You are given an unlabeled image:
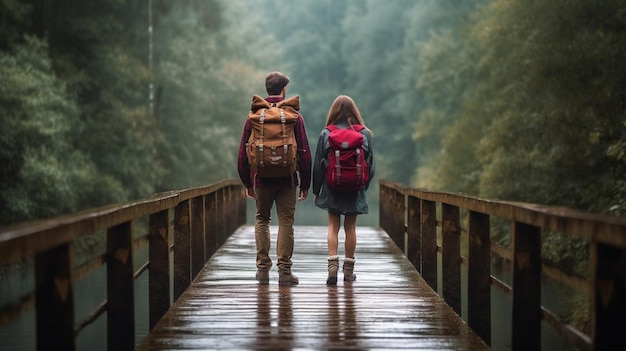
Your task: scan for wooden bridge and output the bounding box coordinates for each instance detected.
[136,225,487,350]
[1,179,625,350]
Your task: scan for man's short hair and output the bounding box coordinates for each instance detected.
[265,71,290,95]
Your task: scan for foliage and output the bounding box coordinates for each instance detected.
[246,0,483,186]
[0,36,119,225]
[0,0,274,225]
[0,0,32,49]
[417,0,626,216]
[2,0,624,233]
[244,0,349,141]
[2,1,622,344]
[567,293,591,335]
[413,1,626,328]
[413,27,485,192]
[542,232,589,277]
[153,0,273,191]
[42,0,163,201]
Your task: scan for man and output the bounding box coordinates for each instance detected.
[237,71,311,285]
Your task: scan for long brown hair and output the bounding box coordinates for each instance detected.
[324,95,373,135]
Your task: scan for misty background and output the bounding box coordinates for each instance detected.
[1,0,625,227]
[0,0,626,225]
[2,1,625,347]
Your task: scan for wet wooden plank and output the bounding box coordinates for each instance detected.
[137,226,489,350]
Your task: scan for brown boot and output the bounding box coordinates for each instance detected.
[278,267,299,286]
[326,255,339,285]
[343,257,356,282]
[256,269,269,284]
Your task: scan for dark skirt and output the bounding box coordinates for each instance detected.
[314,182,369,215]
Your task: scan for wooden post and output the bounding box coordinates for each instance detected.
[217,188,226,246]
[191,196,205,278]
[149,210,170,330]
[379,184,389,233]
[107,221,135,351]
[442,203,461,314]
[511,221,541,351]
[237,186,246,226]
[406,195,421,272]
[590,243,626,350]
[35,243,75,351]
[205,192,218,258]
[174,200,191,300]
[421,199,437,290]
[392,189,404,249]
[226,186,236,236]
[468,211,491,346]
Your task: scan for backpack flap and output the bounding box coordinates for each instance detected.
[325,125,369,192]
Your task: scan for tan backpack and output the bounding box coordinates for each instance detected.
[246,95,300,178]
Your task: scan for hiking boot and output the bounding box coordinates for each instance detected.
[256,269,269,284]
[343,257,357,282]
[278,268,299,286]
[327,255,339,285]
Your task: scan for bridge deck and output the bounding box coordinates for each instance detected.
[136,226,489,350]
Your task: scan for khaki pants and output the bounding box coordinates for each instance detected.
[254,186,296,271]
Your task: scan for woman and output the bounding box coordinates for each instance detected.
[312,95,375,285]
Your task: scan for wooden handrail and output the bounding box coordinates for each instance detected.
[0,180,246,351]
[379,179,626,351]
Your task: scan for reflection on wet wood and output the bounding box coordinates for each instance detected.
[136,226,489,350]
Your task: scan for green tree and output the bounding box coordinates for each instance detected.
[412,25,484,192]
[413,2,626,314]
[470,0,626,214]
[0,37,118,225]
[340,0,420,183]
[415,0,626,216]
[153,0,278,190]
[42,0,163,200]
[0,0,33,50]
[0,0,294,226]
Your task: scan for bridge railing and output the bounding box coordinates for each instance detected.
[379,180,625,351]
[0,180,246,351]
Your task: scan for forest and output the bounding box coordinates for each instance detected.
[1,0,625,227]
[1,0,625,342]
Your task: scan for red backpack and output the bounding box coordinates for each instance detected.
[325,124,369,192]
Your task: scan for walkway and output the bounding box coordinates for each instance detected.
[136,226,489,350]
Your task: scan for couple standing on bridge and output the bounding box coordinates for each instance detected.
[237,71,375,286]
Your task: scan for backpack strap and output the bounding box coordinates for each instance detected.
[258,109,266,168]
[324,125,339,182]
[280,109,288,159]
